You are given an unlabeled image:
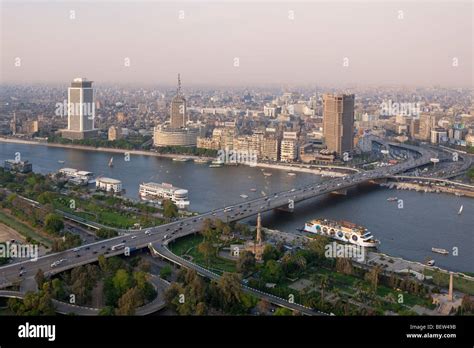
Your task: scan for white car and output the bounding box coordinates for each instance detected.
[131,235,137,239]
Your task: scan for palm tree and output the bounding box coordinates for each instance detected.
[319,275,329,307]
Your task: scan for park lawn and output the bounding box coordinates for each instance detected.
[169,234,236,273]
[53,196,156,228]
[376,285,432,308]
[424,269,474,296]
[0,210,52,247]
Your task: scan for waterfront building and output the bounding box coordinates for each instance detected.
[322,94,355,156]
[61,78,98,140]
[262,134,280,161]
[196,136,220,150]
[153,126,198,147]
[280,132,298,162]
[96,177,122,193]
[153,74,198,147]
[139,182,190,209]
[4,159,32,173]
[58,168,94,185]
[108,126,122,141]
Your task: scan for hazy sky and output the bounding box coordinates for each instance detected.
[1,1,472,87]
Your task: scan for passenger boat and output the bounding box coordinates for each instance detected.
[387,197,398,201]
[303,218,380,247]
[431,247,449,255]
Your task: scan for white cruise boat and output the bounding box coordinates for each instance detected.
[139,182,190,209]
[303,218,380,247]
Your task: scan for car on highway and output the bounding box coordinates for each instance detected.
[145,230,151,236]
[131,235,137,239]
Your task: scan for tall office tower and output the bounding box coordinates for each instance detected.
[322,94,355,156]
[62,78,98,140]
[418,113,436,141]
[170,74,186,129]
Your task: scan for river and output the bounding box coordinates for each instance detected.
[1,142,473,273]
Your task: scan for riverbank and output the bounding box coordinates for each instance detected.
[0,137,354,177]
[381,181,474,198]
[247,162,350,177]
[261,226,474,295]
[0,137,214,161]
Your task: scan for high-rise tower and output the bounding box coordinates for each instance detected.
[169,74,186,129]
[62,78,98,140]
[323,94,355,156]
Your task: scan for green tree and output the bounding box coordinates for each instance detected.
[274,307,293,316]
[44,213,64,234]
[262,244,281,263]
[215,272,243,312]
[116,286,144,315]
[198,240,215,263]
[236,251,256,276]
[113,269,132,296]
[320,275,329,307]
[160,265,172,280]
[163,200,178,219]
[261,260,283,283]
[35,269,45,288]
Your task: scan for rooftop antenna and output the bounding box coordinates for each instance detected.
[177,73,181,96]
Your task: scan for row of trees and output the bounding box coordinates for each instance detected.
[100,256,156,315]
[164,269,256,315]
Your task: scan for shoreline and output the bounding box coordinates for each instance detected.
[381,181,474,198]
[0,137,214,161]
[262,226,473,280]
[0,137,354,176]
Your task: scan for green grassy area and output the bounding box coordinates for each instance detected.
[169,234,236,274]
[424,269,474,295]
[0,210,52,247]
[53,196,162,229]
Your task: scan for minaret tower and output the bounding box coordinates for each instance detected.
[256,213,262,245]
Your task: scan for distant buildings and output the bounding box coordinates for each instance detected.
[108,126,122,141]
[153,74,198,147]
[4,159,32,173]
[261,134,280,161]
[9,112,39,136]
[170,74,186,129]
[323,94,355,156]
[280,132,298,162]
[61,78,98,140]
[430,128,448,144]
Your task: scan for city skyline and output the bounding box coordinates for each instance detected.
[1,1,472,87]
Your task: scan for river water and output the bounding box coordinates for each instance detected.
[1,142,473,273]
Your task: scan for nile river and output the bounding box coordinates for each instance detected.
[1,142,473,273]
